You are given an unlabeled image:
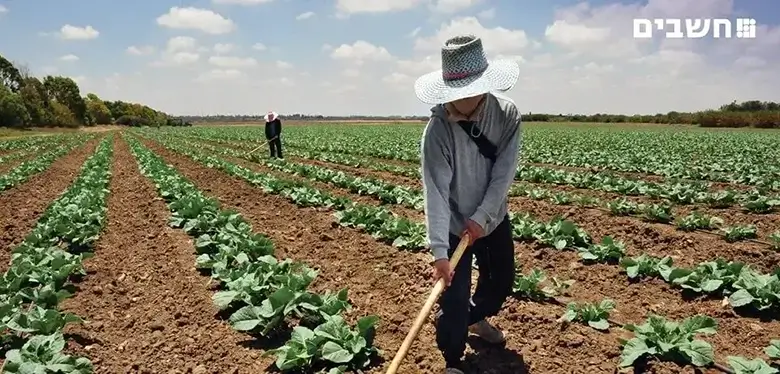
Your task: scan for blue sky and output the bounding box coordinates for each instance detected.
[0,0,778,116]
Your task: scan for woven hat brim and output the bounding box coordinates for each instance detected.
[414,59,519,105]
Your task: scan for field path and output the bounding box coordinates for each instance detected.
[137,138,468,373]
[0,137,102,269]
[61,135,269,374]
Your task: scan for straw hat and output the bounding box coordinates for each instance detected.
[414,35,519,104]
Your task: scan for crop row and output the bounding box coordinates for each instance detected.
[139,131,780,373]
[276,125,780,190]
[167,125,780,191]
[283,137,780,209]
[509,272,780,373]
[142,131,780,315]
[174,130,780,212]
[0,136,112,372]
[125,134,381,373]
[0,135,73,152]
[0,142,58,168]
[0,135,93,192]
[177,136,780,249]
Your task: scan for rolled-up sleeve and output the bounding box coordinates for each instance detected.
[421,118,453,261]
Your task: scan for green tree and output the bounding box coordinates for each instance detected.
[18,77,53,125]
[43,75,87,124]
[0,55,23,93]
[0,85,31,127]
[85,93,112,125]
[49,101,79,127]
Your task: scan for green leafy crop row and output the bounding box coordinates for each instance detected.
[0,135,92,192]
[125,135,381,373]
[138,132,428,250]
[0,136,113,373]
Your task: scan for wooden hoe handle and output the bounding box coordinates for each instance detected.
[385,234,471,374]
[245,136,278,156]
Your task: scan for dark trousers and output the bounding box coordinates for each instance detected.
[268,137,282,158]
[436,215,515,367]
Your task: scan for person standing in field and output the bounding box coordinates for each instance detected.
[264,111,283,159]
[415,34,521,374]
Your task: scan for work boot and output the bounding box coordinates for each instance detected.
[469,319,506,344]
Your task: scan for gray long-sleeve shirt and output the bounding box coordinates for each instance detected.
[420,92,522,261]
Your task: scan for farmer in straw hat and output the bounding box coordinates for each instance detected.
[417,34,521,374]
[264,110,283,159]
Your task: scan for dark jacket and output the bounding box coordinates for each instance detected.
[265,118,281,139]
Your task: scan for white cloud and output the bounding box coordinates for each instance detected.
[213,43,236,54]
[414,17,530,54]
[276,60,293,69]
[477,8,495,20]
[335,0,425,15]
[252,43,267,51]
[408,27,421,38]
[156,7,236,35]
[430,0,481,13]
[0,5,7,13]
[545,20,610,47]
[59,54,79,62]
[296,11,315,20]
[342,68,360,77]
[167,36,198,52]
[208,55,258,68]
[57,25,99,40]
[330,41,393,63]
[212,0,273,4]
[126,45,155,56]
[151,36,202,67]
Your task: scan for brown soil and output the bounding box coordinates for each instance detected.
[203,151,424,222]
[218,149,778,272]
[0,138,102,270]
[290,156,422,189]
[136,137,775,374]
[61,135,270,373]
[506,199,779,272]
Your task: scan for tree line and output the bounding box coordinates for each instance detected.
[184,101,780,128]
[0,54,190,128]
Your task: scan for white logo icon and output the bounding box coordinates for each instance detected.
[735,18,756,38]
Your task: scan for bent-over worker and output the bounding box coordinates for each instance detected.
[415,34,522,374]
[265,111,283,159]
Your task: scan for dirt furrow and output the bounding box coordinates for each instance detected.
[237,154,421,221]
[243,153,778,272]
[139,138,778,374]
[0,138,102,269]
[61,135,270,374]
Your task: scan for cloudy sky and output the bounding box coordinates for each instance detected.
[0,0,778,116]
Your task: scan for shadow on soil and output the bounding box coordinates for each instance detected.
[237,324,294,351]
[464,337,529,374]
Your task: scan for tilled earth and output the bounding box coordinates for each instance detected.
[0,138,102,271]
[136,136,772,374]
[4,133,774,374]
[61,136,270,373]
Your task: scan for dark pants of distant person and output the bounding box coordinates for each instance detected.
[268,137,283,158]
[436,215,515,367]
